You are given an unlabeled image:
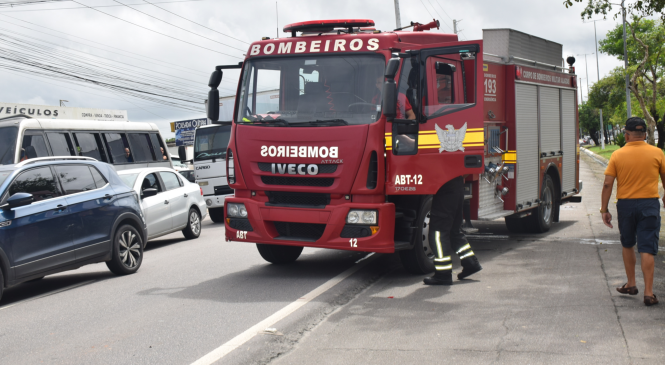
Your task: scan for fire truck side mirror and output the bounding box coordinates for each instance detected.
[207,88,220,122]
[382,80,397,120]
[385,58,400,79]
[208,69,223,88]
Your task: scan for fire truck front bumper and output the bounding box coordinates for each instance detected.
[224,197,396,253]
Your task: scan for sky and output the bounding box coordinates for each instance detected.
[0,0,631,138]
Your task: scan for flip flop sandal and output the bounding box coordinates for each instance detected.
[644,294,658,306]
[616,283,638,295]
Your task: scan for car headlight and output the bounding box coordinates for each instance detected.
[227,203,247,218]
[346,209,377,225]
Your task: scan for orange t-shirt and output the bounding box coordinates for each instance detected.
[604,141,665,199]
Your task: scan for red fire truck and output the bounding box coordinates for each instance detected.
[205,19,582,274]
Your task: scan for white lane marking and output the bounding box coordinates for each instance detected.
[0,280,95,311]
[190,254,377,365]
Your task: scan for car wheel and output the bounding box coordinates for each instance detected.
[256,244,303,264]
[0,268,3,303]
[209,207,224,223]
[182,208,202,239]
[398,196,436,275]
[106,224,143,275]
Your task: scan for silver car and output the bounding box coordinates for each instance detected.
[118,168,207,243]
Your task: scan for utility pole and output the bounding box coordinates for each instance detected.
[593,21,605,149]
[577,53,593,96]
[394,0,401,29]
[580,78,585,104]
[453,19,462,34]
[621,0,631,117]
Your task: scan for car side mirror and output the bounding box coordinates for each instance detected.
[382,80,397,121]
[4,193,33,210]
[141,188,158,198]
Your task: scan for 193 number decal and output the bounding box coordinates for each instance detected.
[349,238,357,247]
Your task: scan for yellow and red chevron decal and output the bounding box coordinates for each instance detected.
[385,128,484,151]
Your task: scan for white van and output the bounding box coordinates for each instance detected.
[0,115,171,171]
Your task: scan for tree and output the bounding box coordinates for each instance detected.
[564,0,665,21]
[579,102,601,145]
[600,18,665,146]
[587,68,626,142]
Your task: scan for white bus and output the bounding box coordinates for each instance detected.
[0,115,171,171]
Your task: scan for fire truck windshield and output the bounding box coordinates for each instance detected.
[236,55,385,126]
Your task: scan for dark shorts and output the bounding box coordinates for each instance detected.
[616,198,660,255]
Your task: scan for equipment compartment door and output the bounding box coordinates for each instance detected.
[560,89,576,192]
[539,86,561,157]
[515,83,539,207]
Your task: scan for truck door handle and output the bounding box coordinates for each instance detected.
[104,194,113,200]
[55,204,66,212]
[164,200,169,204]
[184,193,188,197]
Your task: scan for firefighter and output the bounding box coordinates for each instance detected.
[424,176,483,285]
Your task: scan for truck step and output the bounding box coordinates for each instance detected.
[477,210,515,221]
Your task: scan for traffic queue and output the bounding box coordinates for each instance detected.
[0,115,211,302]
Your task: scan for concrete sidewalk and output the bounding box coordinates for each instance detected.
[270,156,665,365]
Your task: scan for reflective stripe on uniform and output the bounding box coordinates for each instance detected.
[456,243,471,254]
[435,231,443,259]
[459,251,475,259]
[434,256,451,263]
[435,264,452,271]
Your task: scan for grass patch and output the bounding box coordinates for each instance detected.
[585,144,621,160]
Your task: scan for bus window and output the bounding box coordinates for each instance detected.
[127,133,155,162]
[0,126,18,165]
[46,132,75,157]
[21,133,49,161]
[103,133,132,164]
[73,133,107,162]
[149,133,168,161]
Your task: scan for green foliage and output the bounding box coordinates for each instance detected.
[563,0,665,20]
[165,138,175,143]
[615,132,626,147]
[579,102,601,145]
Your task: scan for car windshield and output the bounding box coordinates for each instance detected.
[237,55,385,126]
[0,126,18,165]
[119,173,139,188]
[194,125,231,161]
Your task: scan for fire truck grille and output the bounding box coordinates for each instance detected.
[261,176,334,187]
[273,222,326,241]
[228,218,253,231]
[266,191,330,207]
[258,163,337,174]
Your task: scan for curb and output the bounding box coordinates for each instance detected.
[580,146,609,167]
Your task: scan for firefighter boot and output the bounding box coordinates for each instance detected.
[423,271,453,285]
[458,256,482,280]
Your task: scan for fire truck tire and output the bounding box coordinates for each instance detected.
[208,208,224,223]
[504,215,525,233]
[256,244,303,264]
[529,174,554,233]
[398,196,435,275]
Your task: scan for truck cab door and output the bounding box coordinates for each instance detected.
[387,42,485,195]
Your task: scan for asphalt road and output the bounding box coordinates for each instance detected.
[1,156,663,365]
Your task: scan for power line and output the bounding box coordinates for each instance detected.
[0,0,205,11]
[426,0,454,33]
[432,0,454,22]
[418,0,435,19]
[0,0,68,7]
[69,0,242,59]
[141,0,249,45]
[108,0,247,51]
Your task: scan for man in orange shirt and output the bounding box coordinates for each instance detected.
[601,117,664,306]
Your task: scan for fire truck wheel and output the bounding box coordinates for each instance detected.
[530,174,554,233]
[398,196,436,275]
[504,215,525,233]
[208,208,225,223]
[256,244,303,264]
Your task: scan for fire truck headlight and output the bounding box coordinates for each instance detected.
[347,210,378,225]
[228,203,247,218]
